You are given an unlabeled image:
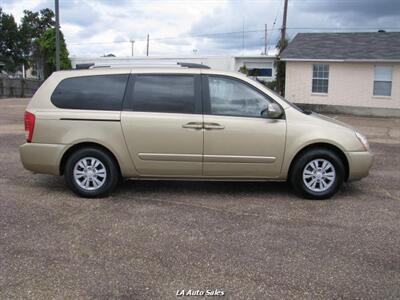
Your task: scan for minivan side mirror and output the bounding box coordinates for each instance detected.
[261,103,283,119]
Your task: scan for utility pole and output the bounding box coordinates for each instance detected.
[264,24,268,55]
[146,34,149,56]
[55,0,60,71]
[277,0,289,96]
[242,21,245,55]
[279,0,288,54]
[130,40,135,56]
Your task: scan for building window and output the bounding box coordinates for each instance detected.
[373,66,392,97]
[312,64,329,93]
[248,68,272,77]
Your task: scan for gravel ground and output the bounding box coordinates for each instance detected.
[1,98,399,299]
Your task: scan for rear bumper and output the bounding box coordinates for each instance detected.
[20,143,67,175]
[347,151,374,181]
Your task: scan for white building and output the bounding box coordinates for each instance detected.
[281,32,400,110]
[70,55,276,81]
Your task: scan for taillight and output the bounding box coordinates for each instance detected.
[24,111,35,142]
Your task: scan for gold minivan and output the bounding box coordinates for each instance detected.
[20,63,373,199]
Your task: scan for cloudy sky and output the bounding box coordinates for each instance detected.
[2,0,400,58]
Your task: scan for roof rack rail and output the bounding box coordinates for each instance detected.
[74,61,211,70]
[177,62,210,69]
[90,65,111,69]
[75,63,94,69]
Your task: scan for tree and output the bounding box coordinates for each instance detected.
[238,65,248,76]
[19,8,55,71]
[0,7,67,78]
[37,28,71,78]
[275,38,289,96]
[0,7,22,72]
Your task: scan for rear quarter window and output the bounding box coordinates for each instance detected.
[51,74,129,110]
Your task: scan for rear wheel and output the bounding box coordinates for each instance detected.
[64,147,119,198]
[290,148,345,199]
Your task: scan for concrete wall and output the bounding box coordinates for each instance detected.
[285,61,400,109]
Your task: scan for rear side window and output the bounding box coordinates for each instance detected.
[131,75,197,114]
[51,74,129,110]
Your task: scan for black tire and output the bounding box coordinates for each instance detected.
[64,147,119,198]
[290,148,345,200]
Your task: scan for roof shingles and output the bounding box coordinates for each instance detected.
[280,32,400,61]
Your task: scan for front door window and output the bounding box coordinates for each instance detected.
[208,76,271,118]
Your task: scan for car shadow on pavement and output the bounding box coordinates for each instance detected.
[31,174,364,201]
[113,179,298,203]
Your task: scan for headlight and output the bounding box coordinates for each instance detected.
[355,131,370,151]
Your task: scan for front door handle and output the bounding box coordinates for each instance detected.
[204,123,225,130]
[182,122,203,130]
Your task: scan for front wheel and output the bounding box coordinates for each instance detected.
[64,147,119,198]
[290,148,345,200]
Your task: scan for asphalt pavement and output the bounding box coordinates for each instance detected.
[1,98,399,299]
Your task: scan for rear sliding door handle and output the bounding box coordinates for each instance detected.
[182,122,203,130]
[204,123,225,130]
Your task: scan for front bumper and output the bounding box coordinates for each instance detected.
[20,143,67,175]
[347,151,374,181]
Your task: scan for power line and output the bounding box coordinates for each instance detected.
[67,27,400,46]
[68,30,267,45]
[268,0,282,49]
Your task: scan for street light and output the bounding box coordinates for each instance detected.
[130,40,135,57]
